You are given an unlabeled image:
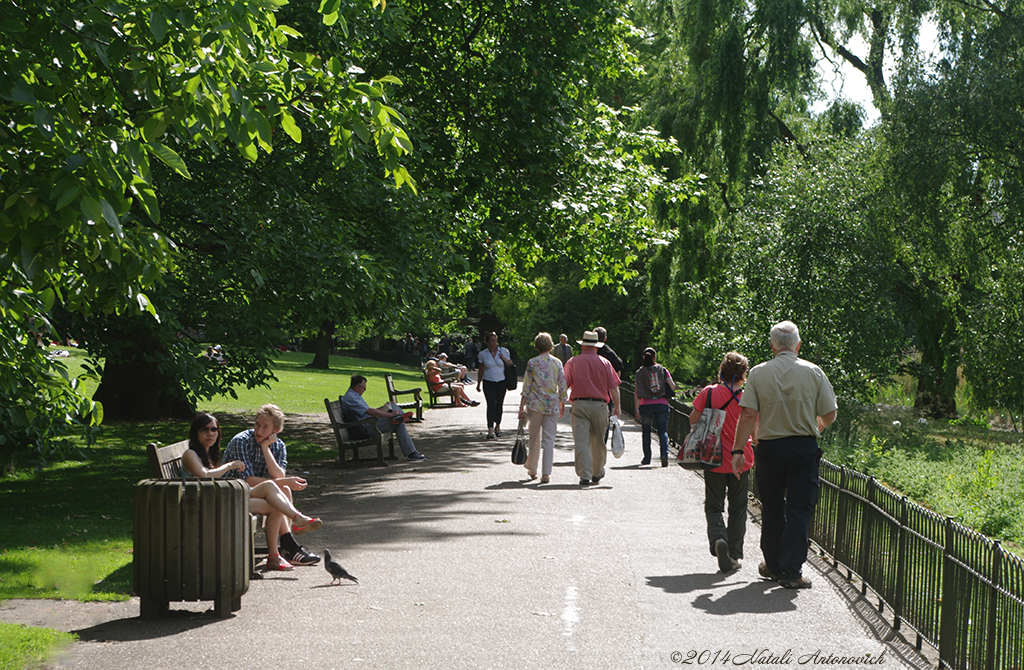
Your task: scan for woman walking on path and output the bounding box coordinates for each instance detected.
[689,352,756,573]
[518,332,567,483]
[632,347,677,468]
[477,331,514,439]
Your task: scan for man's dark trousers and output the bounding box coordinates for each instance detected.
[754,436,821,580]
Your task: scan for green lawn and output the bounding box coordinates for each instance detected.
[51,347,419,413]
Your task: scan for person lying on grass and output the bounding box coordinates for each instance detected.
[183,411,323,571]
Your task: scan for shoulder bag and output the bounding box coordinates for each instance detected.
[677,385,741,470]
[504,351,518,391]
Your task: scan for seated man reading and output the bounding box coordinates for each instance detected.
[342,375,428,461]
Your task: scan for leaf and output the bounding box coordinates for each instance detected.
[146,142,191,179]
[280,111,302,143]
[100,199,123,239]
[142,113,168,142]
[34,108,55,139]
[150,9,168,42]
[55,185,80,211]
[318,0,341,15]
[80,197,102,225]
[253,110,273,147]
[39,288,55,312]
[239,139,258,162]
[7,84,36,105]
[136,292,157,316]
[351,82,381,99]
[131,182,161,223]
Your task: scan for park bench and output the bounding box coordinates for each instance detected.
[385,373,423,422]
[324,397,397,467]
[135,440,254,618]
[422,366,458,407]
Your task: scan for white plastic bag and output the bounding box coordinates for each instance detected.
[610,416,624,458]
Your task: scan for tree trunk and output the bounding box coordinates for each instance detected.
[94,356,194,420]
[306,321,335,369]
[913,304,959,419]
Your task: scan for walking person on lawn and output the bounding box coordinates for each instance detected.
[732,321,837,589]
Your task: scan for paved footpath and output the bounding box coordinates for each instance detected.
[2,386,934,669]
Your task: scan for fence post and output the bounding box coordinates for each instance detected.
[939,517,955,665]
[834,467,849,569]
[986,541,1001,670]
[893,495,908,632]
[860,476,876,595]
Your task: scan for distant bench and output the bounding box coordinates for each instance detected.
[385,373,423,422]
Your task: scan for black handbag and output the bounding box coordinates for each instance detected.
[504,359,518,391]
[511,421,527,465]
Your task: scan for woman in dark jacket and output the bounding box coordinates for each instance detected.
[633,348,677,467]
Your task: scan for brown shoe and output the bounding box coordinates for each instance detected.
[779,576,812,589]
[758,562,779,581]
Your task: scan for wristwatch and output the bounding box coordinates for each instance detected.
[731,450,745,455]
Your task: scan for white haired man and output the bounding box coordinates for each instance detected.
[732,321,837,589]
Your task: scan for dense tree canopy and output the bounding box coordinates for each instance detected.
[635,0,1023,420]
[1,0,413,460]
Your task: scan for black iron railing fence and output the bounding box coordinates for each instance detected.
[619,381,1024,670]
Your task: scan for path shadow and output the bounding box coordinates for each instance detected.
[647,574,796,615]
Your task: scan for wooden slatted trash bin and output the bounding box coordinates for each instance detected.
[133,478,250,619]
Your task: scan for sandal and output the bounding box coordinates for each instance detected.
[291,516,323,536]
[267,553,294,571]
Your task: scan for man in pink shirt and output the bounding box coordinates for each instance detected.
[564,330,621,486]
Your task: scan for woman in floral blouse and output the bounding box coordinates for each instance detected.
[517,332,567,483]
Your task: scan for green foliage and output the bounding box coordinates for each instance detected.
[491,257,649,368]
[0,623,75,670]
[1,0,413,455]
[824,407,1024,545]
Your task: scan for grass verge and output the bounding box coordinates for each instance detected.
[0,623,76,670]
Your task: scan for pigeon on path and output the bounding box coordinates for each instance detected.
[324,548,358,585]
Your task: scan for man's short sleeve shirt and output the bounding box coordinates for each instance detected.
[342,388,372,421]
[740,350,838,440]
[221,428,287,479]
